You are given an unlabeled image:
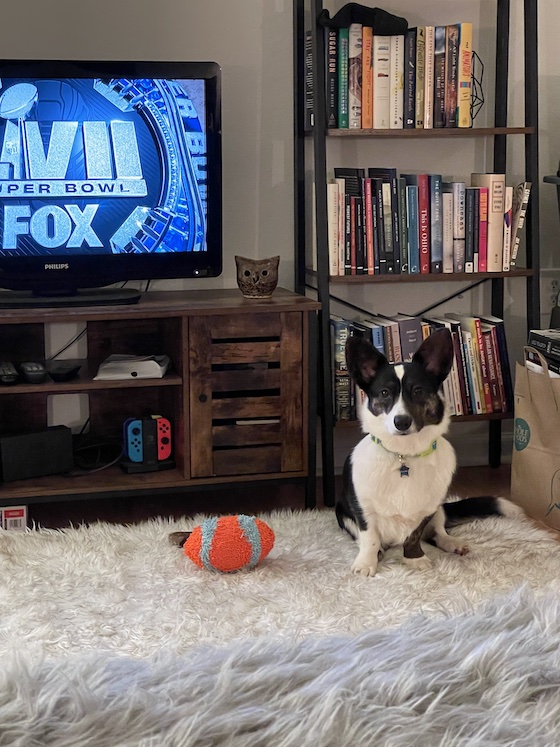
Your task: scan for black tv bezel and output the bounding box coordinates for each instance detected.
[0,59,223,295]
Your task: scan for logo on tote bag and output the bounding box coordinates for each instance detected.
[514,418,530,451]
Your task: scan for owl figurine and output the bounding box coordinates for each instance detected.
[235,255,280,298]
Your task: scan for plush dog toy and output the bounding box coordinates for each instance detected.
[170,515,275,573]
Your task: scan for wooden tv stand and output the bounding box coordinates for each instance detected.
[0,288,320,509]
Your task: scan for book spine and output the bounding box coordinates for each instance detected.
[390,35,405,129]
[510,182,532,266]
[473,317,493,413]
[418,174,430,273]
[361,26,374,129]
[442,187,454,273]
[483,329,502,412]
[305,31,314,131]
[344,194,351,274]
[364,178,374,274]
[335,178,346,276]
[406,185,420,273]
[325,28,338,128]
[429,174,443,273]
[444,24,459,127]
[373,36,391,129]
[477,187,488,272]
[350,196,357,274]
[433,26,446,128]
[337,28,350,129]
[398,178,408,273]
[456,23,473,128]
[355,196,365,274]
[327,182,339,275]
[404,28,417,129]
[372,178,387,274]
[527,331,560,362]
[502,185,513,271]
[381,182,394,273]
[348,24,363,129]
[452,181,466,272]
[472,186,480,272]
[423,26,435,129]
[464,187,476,273]
[415,27,426,128]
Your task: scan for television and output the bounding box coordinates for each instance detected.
[0,59,222,307]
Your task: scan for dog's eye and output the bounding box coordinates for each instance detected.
[412,385,423,397]
[380,388,390,398]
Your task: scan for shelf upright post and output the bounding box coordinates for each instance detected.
[488,0,510,468]
[310,0,336,506]
[294,0,307,296]
[524,0,540,331]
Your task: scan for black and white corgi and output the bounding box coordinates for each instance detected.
[336,328,521,577]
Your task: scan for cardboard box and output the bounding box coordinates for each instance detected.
[0,505,28,531]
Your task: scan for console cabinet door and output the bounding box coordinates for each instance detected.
[189,312,305,478]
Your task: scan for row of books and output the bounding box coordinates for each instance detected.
[328,167,531,276]
[331,312,513,422]
[321,21,473,130]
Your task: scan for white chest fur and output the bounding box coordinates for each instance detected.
[350,435,456,547]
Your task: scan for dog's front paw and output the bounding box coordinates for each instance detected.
[403,555,433,571]
[436,536,470,556]
[351,554,378,577]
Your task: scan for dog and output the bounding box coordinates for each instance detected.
[336,328,521,577]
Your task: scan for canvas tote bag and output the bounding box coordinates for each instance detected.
[511,347,560,530]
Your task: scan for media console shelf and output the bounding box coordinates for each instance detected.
[0,289,320,509]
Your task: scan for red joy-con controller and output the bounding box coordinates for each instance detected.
[156,417,172,460]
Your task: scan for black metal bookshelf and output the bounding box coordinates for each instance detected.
[294,0,540,507]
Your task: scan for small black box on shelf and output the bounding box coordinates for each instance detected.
[0,426,74,482]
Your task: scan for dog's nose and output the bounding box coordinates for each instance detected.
[394,415,412,432]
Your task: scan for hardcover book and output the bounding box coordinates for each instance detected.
[527,329,560,362]
[452,181,466,272]
[444,24,459,128]
[337,28,350,128]
[390,34,405,129]
[433,26,447,128]
[325,28,338,128]
[404,28,417,129]
[456,22,473,128]
[442,185,454,273]
[510,181,532,267]
[405,184,420,273]
[361,26,374,129]
[429,174,443,273]
[373,35,391,129]
[348,23,363,129]
[368,167,401,273]
[502,185,514,271]
[471,173,506,272]
[415,27,426,128]
[423,26,435,129]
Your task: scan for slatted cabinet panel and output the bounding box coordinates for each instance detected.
[189,311,305,478]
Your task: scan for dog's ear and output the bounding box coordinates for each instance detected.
[345,336,388,390]
[412,328,454,385]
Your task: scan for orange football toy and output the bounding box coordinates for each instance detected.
[183,515,275,573]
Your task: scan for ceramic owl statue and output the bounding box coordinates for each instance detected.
[235,255,280,298]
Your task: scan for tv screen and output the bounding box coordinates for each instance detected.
[0,59,222,306]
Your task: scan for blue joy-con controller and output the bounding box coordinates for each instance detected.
[124,418,143,462]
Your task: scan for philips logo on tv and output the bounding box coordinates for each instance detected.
[44,263,69,270]
[0,77,208,255]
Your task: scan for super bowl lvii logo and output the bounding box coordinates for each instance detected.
[514,417,530,451]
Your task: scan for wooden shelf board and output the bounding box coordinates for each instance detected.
[307,269,533,284]
[324,126,534,138]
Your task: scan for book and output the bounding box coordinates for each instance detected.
[476,186,489,272]
[446,314,488,413]
[442,184,454,273]
[371,177,387,274]
[364,177,375,275]
[464,187,476,273]
[510,181,532,267]
[390,34,405,129]
[527,329,560,362]
[388,313,424,362]
[502,185,514,271]
[525,347,560,377]
[397,177,408,273]
[429,174,443,273]
[305,31,314,130]
[404,28,417,129]
[417,174,431,273]
[348,23,363,129]
[433,26,447,128]
[423,26,435,129]
[405,184,420,273]
[444,24,459,127]
[325,28,338,128]
[335,177,346,275]
[337,28,350,129]
[471,173,506,272]
[375,315,402,363]
[480,322,504,411]
[330,316,352,421]
[456,22,473,128]
[422,315,465,415]
[327,182,339,275]
[415,27,426,128]
[361,26,374,129]
[452,181,466,272]
[373,35,391,129]
[359,318,386,355]
[334,167,365,275]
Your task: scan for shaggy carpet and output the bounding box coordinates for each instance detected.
[0,509,559,745]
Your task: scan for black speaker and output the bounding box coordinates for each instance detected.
[0,426,74,482]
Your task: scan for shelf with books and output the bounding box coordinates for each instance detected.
[294,0,540,507]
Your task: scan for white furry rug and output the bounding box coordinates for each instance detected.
[1,509,559,745]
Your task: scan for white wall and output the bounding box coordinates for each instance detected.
[0,0,558,462]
